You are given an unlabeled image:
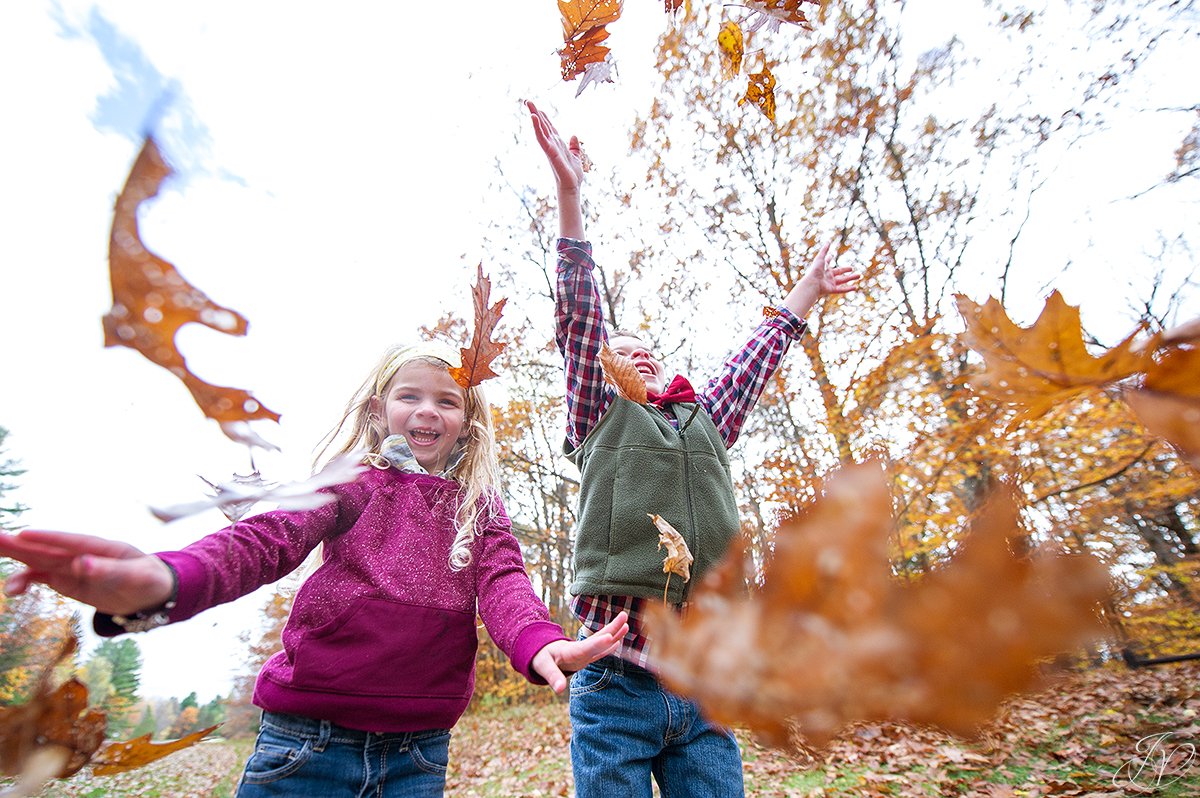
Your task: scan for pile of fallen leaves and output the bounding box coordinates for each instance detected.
[446,662,1199,797]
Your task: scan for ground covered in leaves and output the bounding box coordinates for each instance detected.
[448,662,1199,797]
[3,662,1195,796]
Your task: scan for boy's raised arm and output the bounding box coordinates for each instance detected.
[527,100,586,241]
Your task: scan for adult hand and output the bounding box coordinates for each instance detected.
[531,611,629,694]
[0,529,174,616]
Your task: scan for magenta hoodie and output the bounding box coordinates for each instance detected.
[97,467,567,732]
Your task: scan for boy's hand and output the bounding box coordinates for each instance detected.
[531,611,629,693]
[0,529,175,616]
[526,100,585,196]
[805,241,862,297]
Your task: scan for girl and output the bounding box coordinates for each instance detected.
[0,342,628,797]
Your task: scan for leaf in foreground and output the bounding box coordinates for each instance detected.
[449,264,507,390]
[103,136,280,445]
[90,725,220,776]
[558,0,622,95]
[646,463,1111,747]
[599,343,648,404]
[954,291,1151,427]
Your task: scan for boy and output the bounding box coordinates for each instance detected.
[527,101,861,797]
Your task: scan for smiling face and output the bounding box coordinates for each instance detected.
[373,360,467,474]
[609,333,666,395]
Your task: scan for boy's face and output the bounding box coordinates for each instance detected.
[374,361,467,474]
[609,334,665,395]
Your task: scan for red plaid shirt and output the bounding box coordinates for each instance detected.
[556,238,806,668]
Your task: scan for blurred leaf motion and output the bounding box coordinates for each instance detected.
[743,0,821,32]
[647,463,1111,748]
[599,343,649,404]
[103,136,280,446]
[718,21,745,80]
[149,453,365,523]
[0,636,215,790]
[449,265,508,390]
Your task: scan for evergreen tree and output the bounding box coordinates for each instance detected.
[0,427,27,531]
[91,638,143,737]
[132,704,157,738]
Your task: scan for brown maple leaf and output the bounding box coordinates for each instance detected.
[645,463,1110,748]
[650,513,694,603]
[599,343,649,404]
[718,21,745,81]
[1124,345,1200,468]
[449,264,507,390]
[738,64,778,124]
[558,0,622,89]
[103,137,280,443]
[955,291,1152,427]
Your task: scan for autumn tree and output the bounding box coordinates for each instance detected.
[485,0,1199,666]
[225,586,292,737]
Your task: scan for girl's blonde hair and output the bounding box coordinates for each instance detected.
[314,343,502,570]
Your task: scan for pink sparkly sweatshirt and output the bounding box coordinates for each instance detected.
[99,467,568,733]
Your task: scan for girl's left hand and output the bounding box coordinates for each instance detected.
[531,611,629,694]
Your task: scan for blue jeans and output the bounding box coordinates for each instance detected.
[236,711,451,797]
[569,654,745,798]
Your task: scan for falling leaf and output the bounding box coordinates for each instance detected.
[558,0,623,93]
[718,21,744,80]
[149,452,364,523]
[645,463,1111,748]
[449,264,507,390]
[103,137,280,445]
[662,0,684,14]
[743,0,820,33]
[90,725,220,776]
[599,343,648,404]
[955,292,1152,427]
[650,513,693,583]
[0,638,106,783]
[738,64,778,123]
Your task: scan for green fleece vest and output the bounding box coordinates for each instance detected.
[565,397,740,603]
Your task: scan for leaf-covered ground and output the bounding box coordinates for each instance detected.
[448,662,1200,797]
[4,663,1196,796]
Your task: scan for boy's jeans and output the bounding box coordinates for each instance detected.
[236,711,451,797]
[569,654,745,798]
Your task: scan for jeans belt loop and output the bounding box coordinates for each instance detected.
[314,719,331,752]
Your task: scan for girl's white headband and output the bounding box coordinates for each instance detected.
[374,343,463,396]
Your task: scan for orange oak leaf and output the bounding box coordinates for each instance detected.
[558,0,622,94]
[91,725,220,776]
[449,264,507,390]
[650,513,694,603]
[718,21,745,80]
[599,343,649,404]
[645,463,1111,748]
[954,291,1152,427]
[738,64,778,123]
[104,137,280,445]
[744,0,820,32]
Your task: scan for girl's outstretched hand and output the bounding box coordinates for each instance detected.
[526,100,585,195]
[531,611,629,694]
[0,529,175,616]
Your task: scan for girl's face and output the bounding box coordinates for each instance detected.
[609,334,665,394]
[375,360,467,474]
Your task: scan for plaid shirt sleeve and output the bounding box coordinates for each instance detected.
[698,307,808,448]
[555,237,613,449]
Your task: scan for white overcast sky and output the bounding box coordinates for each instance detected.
[1,1,1196,703]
